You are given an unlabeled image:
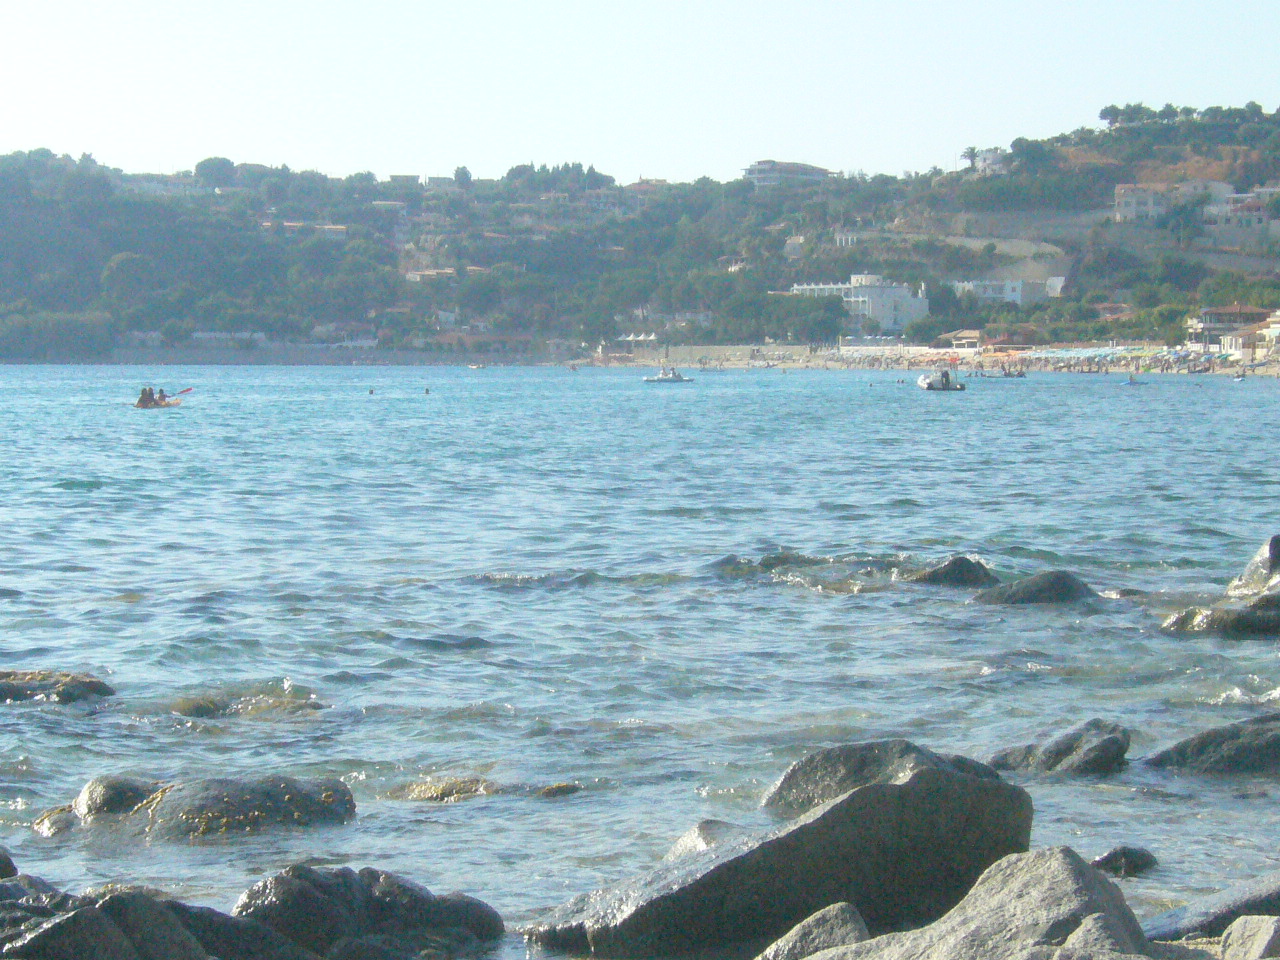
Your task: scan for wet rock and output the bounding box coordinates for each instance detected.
[141,776,355,840]
[31,806,76,838]
[755,902,868,960]
[1091,845,1158,878]
[232,865,502,958]
[537,782,581,799]
[1146,713,1280,775]
[808,847,1146,960]
[973,570,1099,605]
[0,670,114,704]
[1221,915,1280,960]
[663,819,744,860]
[0,851,14,881]
[1228,535,1280,599]
[0,874,89,941]
[1163,602,1280,639]
[761,739,1003,815]
[526,754,1031,957]
[96,891,211,960]
[73,776,157,819]
[1,904,143,960]
[1143,868,1280,941]
[166,901,318,960]
[394,777,496,802]
[989,719,1132,776]
[903,556,999,588]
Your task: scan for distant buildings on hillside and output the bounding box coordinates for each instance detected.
[1113,179,1280,251]
[790,274,929,333]
[745,160,833,190]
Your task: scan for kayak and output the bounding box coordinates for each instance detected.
[135,399,182,408]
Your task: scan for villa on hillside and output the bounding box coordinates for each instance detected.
[950,279,1061,307]
[790,274,929,334]
[745,160,833,190]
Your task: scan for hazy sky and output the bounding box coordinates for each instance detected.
[5,0,1279,184]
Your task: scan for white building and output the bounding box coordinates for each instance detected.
[791,274,929,333]
[1113,184,1172,222]
[951,279,1062,307]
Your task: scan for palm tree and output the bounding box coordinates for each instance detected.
[961,146,979,171]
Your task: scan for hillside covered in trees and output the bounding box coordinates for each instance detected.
[4,101,1280,360]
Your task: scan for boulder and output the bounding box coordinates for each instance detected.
[1144,870,1280,941]
[0,904,142,960]
[526,756,1032,957]
[95,891,211,960]
[0,671,114,704]
[73,777,157,820]
[1221,915,1280,960]
[663,820,743,860]
[903,556,999,588]
[232,865,502,958]
[137,776,355,840]
[1227,536,1280,599]
[166,902,319,960]
[973,571,1099,605]
[989,720,1131,776]
[756,902,868,960]
[1146,713,1280,775]
[1091,846,1158,878]
[1162,602,1280,639]
[0,852,14,881]
[803,847,1146,960]
[761,739,1004,815]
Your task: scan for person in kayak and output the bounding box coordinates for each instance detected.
[156,388,168,403]
[136,387,155,408]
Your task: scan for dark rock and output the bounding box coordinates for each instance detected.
[0,852,14,881]
[538,782,581,799]
[809,847,1146,960]
[232,865,502,957]
[0,671,115,704]
[1,905,142,960]
[1163,604,1280,639]
[526,757,1031,957]
[95,892,210,960]
[1228,535,1280,599]
[73,777,157,819]
[663,820,744,860]
[761,739,1002,815]
[138,776,355,840]
[903,556,999,588]
[1146,713,1280,775]
[0,875,88,915]
[989,719,1131,776]
[755,902,868,960]
[1142,867,1280,941]
[1091,845,1158,878]
[167,902,320,960]
[973,570,1099,605]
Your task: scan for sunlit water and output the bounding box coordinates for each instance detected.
[2,364,1279,949]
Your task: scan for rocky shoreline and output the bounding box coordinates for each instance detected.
[6,537,1280,959]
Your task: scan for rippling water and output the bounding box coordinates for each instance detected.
[2,364,1280,945]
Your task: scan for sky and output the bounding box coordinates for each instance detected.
[4,0,1280,185]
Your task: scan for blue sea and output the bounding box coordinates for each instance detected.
[2,364,1279,946]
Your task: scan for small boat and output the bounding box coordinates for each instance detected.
[644,367,693,384]
[917,370,965,391]
[135,399,182,408]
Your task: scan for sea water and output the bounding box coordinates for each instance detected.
[1,364,1279,946]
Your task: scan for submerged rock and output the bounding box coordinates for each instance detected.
[972,570,1099,605]
[1163,601,1280,639]
[1227,535,1280,599]
[663,819,744,860]
[989,719,1132,776]
[526,748,1031,957]
[142,776,355,840]
[812,847,1147,960]
[761,739,1003,815]
[0,670,114,704]
[393,777,498,802]
[232,864,503,958]
[1146,713,1280,775]
[1143,867,1280,941]
[902,556,999,588]
[35,775,356,841]
[755,902,868,960]
[1091,845,1158,878]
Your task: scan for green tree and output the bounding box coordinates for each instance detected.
[195,157,235,188]
[454,166,472,188]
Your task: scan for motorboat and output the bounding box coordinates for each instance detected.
[644,367,693,383]
[917,370,965,391]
